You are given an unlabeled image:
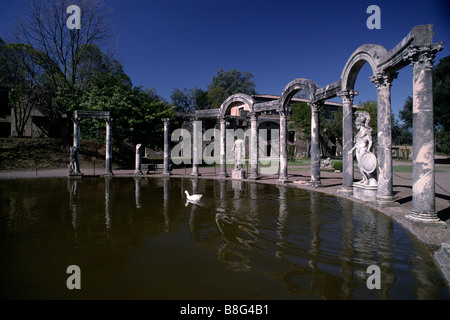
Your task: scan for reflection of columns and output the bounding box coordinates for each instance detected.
[162,118,171,176]
[370,72,396,204]
[219,117,228,178]
[309,102,322,187]
[191,119,201,177]
[105,119,113,176]
[163,177,170,232]
[338,198,355,299]
[278,109,291,183]
[68,179,80,229]
[338,90,358,194]
[309,192,321,256]
[403,43,445,226]
[249,112,260,180]
[134,176,142,209]
[105,176,112,229]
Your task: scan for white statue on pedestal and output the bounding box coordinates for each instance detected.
[348,111,377,186]
[233,137,244,170]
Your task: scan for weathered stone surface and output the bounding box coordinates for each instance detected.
[353,183,377,202]
[232,169,246,180]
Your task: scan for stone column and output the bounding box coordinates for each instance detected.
[105,118,113,176]
[218,117,228,178]
[277,108,291,183]
[162,118,171,176]
[370,72,397,205]
[309,102,322,187]
[134,144,143,175]
[249,112,260,180]
[403,43,445,226]
[73,119,81,173]
[338,90,358,195]
[191,118,201,177]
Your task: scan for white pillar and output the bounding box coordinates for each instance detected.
[277,109,290,183]
[191,118,201,177]
[162,118,171,176]
[404,43,445,226]
[249,112,260,180]
[309,102,322,187]
[219,117,228,178]
[134,144,143,175]
[105,119,113,176]
[370,72,397,205]
[338,90,358,195]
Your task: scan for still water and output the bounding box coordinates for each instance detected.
[0,177,448,300]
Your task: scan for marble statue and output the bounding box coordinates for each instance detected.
[233,138,244,170]
[69,146,80,174]
[348,111,377,185]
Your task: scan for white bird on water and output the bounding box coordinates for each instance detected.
[185,190,202,202]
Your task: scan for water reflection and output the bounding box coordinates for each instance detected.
[0,177,448,299]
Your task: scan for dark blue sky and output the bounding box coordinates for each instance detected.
[1,0,449,118]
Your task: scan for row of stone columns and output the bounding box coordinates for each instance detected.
[336,43,444,225]
[72,118,113,176]
[159,108,324,187]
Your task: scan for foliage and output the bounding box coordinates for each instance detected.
[289,101,311,140]
[208,68,257,96]
[433,55,450,153]
[78,71,174,149]
[289,101,342,156]
[171,87,210,113]
[357,99,378,137]
[172,68,258,111]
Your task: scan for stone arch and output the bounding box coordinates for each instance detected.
[219,93,255,118]
[280,78,319,111]
[340,44,388,90]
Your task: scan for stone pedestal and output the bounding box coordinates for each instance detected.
[232,169,246,180]
[353,183,377,202]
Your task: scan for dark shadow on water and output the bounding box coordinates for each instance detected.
[438,207,450,221]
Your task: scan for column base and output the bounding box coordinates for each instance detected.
[248,174,260,180]
[277,177,292,184]
[337,186,353,196]
[104,170,114,176]
[375,195,399,207]
[190,172,201,177]
[134,170,143,176]
[232,169,246,180]
[406,211,447,229]
[309,180,323,188]
[162,172,172,176]
[68,172,83,179]
[218,172,229,179]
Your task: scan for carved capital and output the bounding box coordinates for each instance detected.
[370,71,398,89]
[277,108,287,117]
[249,112,258,121]
[338,90,359,105]
[162,118,170,125]
[403,42,444,70]
[308,101,323,113]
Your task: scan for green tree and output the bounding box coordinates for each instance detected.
[433,55,450,153]
[358,99,378,137]
[207,68,257,108]
[171,87,210,113]
[79,70,174,150]
[0,43,52,136]
[13,0,113,119]
[399,96,413,130]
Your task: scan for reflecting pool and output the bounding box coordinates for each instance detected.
[0,177,448,299]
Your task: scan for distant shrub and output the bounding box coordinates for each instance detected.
[332,160,343,171]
